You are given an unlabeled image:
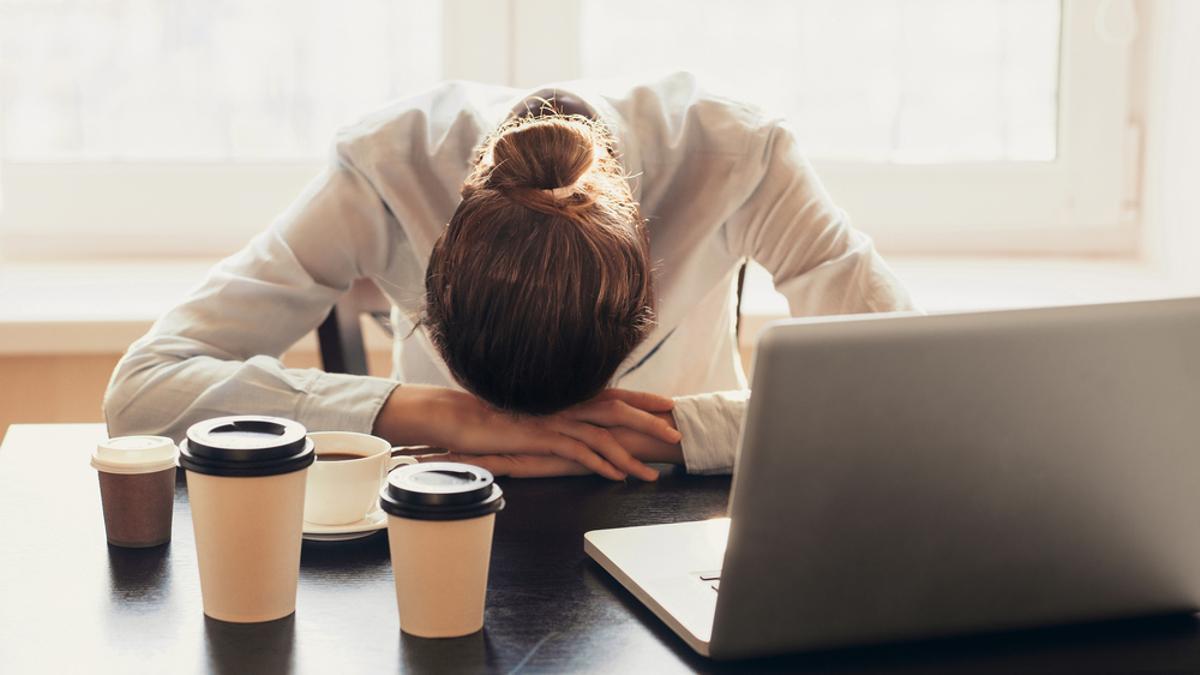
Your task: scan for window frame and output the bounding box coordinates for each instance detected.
[0,0,1140,259]
[514,0,1139,255]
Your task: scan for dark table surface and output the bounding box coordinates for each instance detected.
[4,424,1200,674]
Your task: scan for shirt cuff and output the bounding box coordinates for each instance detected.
[672,390,750,475]
[297,371,401,435]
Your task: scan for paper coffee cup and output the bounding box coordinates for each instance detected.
[91,436,178,548]
[180,416,315,623]
[379,462,505,638]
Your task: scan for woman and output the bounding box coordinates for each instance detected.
[104,72,913,480]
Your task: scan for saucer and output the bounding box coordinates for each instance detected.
[302,508,388,542]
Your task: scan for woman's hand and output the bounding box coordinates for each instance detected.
[424,452,594,479]
[428,411,685,478]
[373,385,680,481]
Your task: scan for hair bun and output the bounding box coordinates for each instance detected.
[487,118,597,193]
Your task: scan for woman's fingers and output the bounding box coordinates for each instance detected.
[432,452,592,478]
[503,455,592,478]
[505,417,634,481]
[609,425,685,464]
[549,418,659,482]
[419,387,673,481]
[441,407,629,480]
[538,431,627,481]
[594,388,675,413]
[425,452,513,476]
[567,398,681,445]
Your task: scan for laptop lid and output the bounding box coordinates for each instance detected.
[710,298,1200,659]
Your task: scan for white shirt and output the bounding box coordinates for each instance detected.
[103,72,913,474]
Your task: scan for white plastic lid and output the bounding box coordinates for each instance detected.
[91,436,179,475]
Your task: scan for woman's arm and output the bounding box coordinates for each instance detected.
[725,121,914,316]
[103,147,402,442]
[422,395,684,478]
[102,142,672,479]
[662,121,917,475]
[375,386,679,481]
[441,121,918,478]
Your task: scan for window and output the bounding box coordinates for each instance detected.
[553,0,1139,254]
[0,0,1140,258]
[2,1,441,160]
[581,0,1060,164]
[0,0,442,256]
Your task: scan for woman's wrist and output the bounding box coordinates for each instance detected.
[610,412,685,465]
[372,385,448,447]
[374,385,686,471]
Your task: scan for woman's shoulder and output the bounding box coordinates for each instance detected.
[595,71,782,157]
[332,81,516,169]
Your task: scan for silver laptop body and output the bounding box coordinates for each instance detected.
[585,297,1200,659]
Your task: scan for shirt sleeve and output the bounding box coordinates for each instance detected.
[674,120,916,475]
[672,390,750,475]
[726,120,914,317]
[103,145,403,442]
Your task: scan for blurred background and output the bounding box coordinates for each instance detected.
[1,0,1197,433]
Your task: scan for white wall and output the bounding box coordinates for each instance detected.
[1141,0,1200,284]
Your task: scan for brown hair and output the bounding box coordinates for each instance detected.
[424,114,654,415]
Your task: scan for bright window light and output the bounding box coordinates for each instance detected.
[580,0,1060,163]
[0,0,1135,257]
[0,0,443,160]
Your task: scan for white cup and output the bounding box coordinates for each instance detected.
[304,432,417,526]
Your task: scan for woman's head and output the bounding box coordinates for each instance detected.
[424,114,654,415]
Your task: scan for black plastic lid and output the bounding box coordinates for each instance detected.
[379,462,505,521]
[179,416,315,477]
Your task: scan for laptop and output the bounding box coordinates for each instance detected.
[585,297,1200,659]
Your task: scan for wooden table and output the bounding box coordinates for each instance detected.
[4,424,1200,674]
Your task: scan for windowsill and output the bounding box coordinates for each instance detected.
[742,255,1200,315]
[2,256,1198,356]
[0,259,317,355]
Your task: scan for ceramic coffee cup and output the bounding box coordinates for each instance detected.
[180,416,315,623]
[91,436,178,548]
[379,462,505,638]
[304,432,417,526]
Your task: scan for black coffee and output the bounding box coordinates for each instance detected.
[318,452,367,462]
